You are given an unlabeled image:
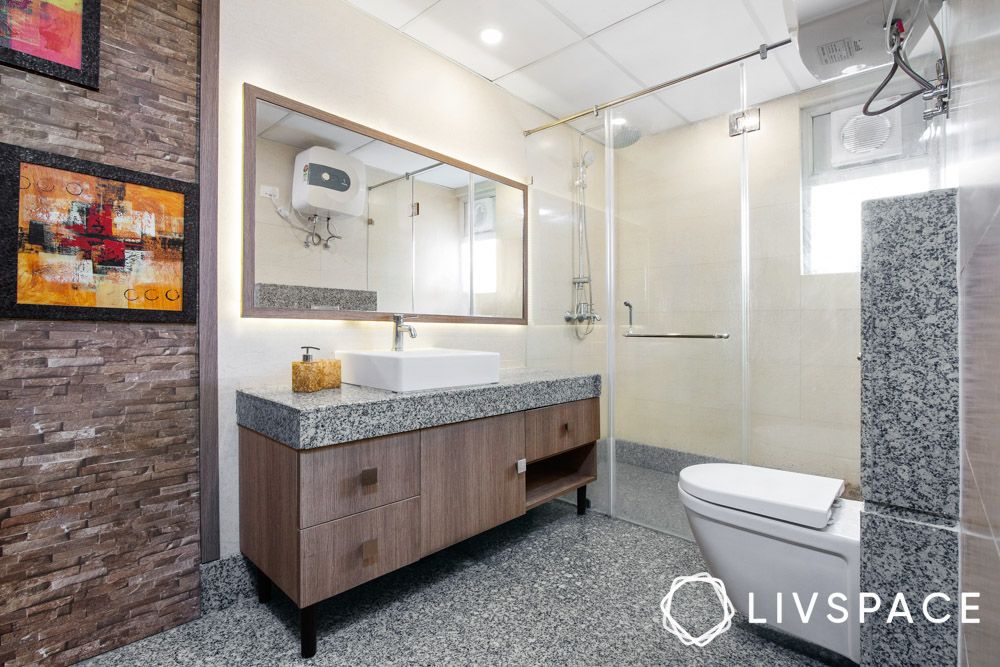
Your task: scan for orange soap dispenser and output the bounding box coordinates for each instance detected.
[292,346,342,392]
[292,346,324,393]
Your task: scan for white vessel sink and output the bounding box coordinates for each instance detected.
[337,348,500,392]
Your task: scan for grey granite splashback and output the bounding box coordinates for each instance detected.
[861,189,959,518]
[860,502,960,666]
[237,368,601,449]
[254,283,378,311]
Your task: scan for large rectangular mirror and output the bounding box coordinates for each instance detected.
[242,85,527,323]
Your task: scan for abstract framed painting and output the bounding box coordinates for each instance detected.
[0,0,100,89]
[0,143,198,323]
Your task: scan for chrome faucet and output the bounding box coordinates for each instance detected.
[623,301,634,334]
[392,314,417,352]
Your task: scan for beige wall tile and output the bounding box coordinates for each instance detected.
[751,255,802,310]
[801,272,860,310]
[800,308,861,367]
[750,363,801,419]
[800,364,861,426]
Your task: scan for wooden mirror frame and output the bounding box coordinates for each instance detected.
[242,85,528,325]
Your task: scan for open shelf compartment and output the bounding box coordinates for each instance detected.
[525,443,597,510]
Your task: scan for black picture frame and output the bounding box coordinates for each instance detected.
[0,0,101,90]
[0,142,198,324]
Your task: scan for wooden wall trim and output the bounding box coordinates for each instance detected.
[199,0,221,563]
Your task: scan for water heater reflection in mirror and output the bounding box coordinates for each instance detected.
[291,146,366,217]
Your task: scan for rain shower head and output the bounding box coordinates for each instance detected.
[583,121,642,149]
[611,123,642,149]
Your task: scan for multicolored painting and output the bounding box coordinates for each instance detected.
[0,0,99,89]
[1,143,197,323]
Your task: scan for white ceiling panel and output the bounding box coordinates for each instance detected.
[743,0,794,40]
[495,41,638,118]
[351,140,439,176]
[259,111,374,152]
[402,0,580,80]
[591,0,768,86]
[346,0,438,28]
[655,66,745,124]
[415,163,472,189]
[743,55,799,106]
[542,0,664,35]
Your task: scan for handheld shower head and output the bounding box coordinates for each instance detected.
[581,150,595,167]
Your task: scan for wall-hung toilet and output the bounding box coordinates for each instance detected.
[678,463,861,663]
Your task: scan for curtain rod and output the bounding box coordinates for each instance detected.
[523,39,793,137]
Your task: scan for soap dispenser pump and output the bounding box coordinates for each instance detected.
[292,346,342,393]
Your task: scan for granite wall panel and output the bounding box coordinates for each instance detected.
[0,1,202,664]
[860,505,960,667]
[860,189,959,518]
[859,190,961,665]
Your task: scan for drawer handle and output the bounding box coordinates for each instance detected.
[562,422,570,434]
[361,538,378,566]
[360,467,378,487]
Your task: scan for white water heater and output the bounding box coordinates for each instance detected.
[785,0,941,82]
[291,146,366,217]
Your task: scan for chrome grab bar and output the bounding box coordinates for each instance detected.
[621,300,729,339]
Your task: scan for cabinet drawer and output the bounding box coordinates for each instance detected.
[525,398,600,462]
[299,497,420,607]
[299,431,419,528]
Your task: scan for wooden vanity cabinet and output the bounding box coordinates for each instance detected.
[239,396,599,658]
[420,412,526,555]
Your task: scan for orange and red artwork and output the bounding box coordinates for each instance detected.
[0,0,99,88]
[16,162,186,312]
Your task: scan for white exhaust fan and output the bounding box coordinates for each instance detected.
[829,105,902,167]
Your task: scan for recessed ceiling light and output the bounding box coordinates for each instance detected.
[611,117,628,126]
[479,28,503,45]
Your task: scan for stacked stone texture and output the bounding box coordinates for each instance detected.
[0,1,202,664]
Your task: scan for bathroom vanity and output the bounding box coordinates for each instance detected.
[236,369,601,657]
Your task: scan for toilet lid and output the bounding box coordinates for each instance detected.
[679,463,845,529]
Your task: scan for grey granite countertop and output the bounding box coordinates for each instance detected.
[237,368,601,449]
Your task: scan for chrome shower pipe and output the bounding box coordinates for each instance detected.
[523,39,792,137]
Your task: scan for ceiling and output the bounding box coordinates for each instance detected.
[345,0,827,136]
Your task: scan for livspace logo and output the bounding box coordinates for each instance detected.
[660,573,981,647]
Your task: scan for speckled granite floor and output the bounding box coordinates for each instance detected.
[85,504,842,667]
[584,462,694,541]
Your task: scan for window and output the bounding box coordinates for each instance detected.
[802,99,933,275]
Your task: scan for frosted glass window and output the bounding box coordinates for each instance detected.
[804,169,930,274]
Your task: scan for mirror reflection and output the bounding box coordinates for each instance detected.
[249,97,525,321]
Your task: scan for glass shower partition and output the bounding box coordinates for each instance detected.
[606,66,747,538]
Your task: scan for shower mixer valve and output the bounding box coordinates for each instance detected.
[564,306,600,323]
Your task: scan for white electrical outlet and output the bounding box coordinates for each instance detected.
[260,185,279,199]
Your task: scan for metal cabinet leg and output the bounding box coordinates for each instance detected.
[300,604,317,658]
[577,485,587,515]
[256,567,272,604]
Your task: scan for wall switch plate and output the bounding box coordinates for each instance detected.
[260,185,279,198]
